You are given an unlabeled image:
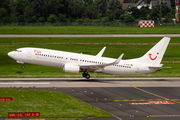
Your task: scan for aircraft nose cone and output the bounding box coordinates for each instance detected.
[8,52,14,57]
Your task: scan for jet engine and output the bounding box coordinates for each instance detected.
[63,64,80,73]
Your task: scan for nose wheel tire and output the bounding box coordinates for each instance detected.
[21,64,25,69]
[82,72,90,79]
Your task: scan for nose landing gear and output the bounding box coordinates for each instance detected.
[21,64,25,69]
[82,72,90,79]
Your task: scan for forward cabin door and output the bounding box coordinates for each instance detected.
[27,49,31,58]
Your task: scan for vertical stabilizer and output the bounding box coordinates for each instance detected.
[137,37,170,66]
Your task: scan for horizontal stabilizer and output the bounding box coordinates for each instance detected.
[149,66,171,69]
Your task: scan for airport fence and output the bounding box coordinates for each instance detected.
[0,22,179,27]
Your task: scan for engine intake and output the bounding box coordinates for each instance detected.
[63,64,80,73]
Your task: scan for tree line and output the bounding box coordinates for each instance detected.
[0,0,175,24]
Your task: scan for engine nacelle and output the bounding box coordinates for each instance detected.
[63,64,80,73]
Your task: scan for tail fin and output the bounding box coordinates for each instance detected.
[137,37,170,66]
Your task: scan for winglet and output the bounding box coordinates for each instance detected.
[114,53,124,64]
[102,53,124,66]
[96,47,106,57]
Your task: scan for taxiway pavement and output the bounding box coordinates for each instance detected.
[1,78,180,88]
[1,78,180,120]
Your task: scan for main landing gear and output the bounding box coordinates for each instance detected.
[82,72,90,79]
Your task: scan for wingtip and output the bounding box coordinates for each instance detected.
[163,37,171,40]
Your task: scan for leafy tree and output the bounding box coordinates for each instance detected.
[105,10,116,21]
[0,0,174,23]
[68,0,86,19]
[124,14,135,23]
[97,0,108,17]
[47,14,58,23]
[29,0,66,19]
[75,18,84,23]
[156,1,171,20]
[0,8,7,19]
[119,14,127,21]
[2,16,13,23]
[24,6,34,19]
[8,0,16,18]
[149,7,159,20]
[114,9,124,20]
[17,15,25,23]
[83,0,93,6]
[27,16,37,23]
[0,0,10,15]
[131,7,140,19]
[97,0,122,18]
[59,13,68,22]
[107,0,122,11]
[101,17,109,22]
[83,18,92,23]
[164,12,173,23]
[15,0,28,16]
[38,17,46,23]
[105,0,122,20]
[85,0,98,19]
[139,6,149,19]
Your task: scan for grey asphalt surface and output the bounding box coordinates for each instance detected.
[0,34,180,37]
[34,86,180,120]
[1,78,180,88]
[1,78,180,120]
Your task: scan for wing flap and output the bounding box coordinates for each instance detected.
[80,53,124,72]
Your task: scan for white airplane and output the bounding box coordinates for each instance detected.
[8,37,170,79]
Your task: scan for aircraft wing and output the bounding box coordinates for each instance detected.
[80,53,124,72]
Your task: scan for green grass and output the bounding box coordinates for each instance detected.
[0,26,180,34]
[0,63,179,78]
[1,37,180,78]
[0,89,113,118]
[2,37,180,44]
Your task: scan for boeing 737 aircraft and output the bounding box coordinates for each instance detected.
[8,37,170,79]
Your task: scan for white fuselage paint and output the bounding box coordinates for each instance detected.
[8,47,157,75]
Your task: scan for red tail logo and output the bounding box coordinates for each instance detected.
[148,52,159,60]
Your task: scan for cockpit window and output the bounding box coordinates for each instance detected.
[15,50,22,52]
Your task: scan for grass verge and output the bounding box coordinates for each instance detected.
[0,89,113,118]
[0,26,180,34]
[0,63,179,78]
